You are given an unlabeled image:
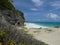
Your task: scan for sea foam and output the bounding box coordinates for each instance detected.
[24,22,48,28]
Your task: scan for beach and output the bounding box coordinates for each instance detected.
[23,23,60,45]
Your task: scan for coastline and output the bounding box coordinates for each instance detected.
[24,22,49,29]
[23,22,60,45]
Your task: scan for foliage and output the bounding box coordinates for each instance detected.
[0,0,25,20]
[17,10,25,20]
[0,0,15,10]
[0,30,48,45]
[0,30,9,38]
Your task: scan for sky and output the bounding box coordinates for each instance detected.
[13,0,60,22]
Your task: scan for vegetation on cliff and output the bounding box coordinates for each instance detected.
[0,30,48,45]
[17,10,25,20]
[0,0,25,20]
[0,0,15,10]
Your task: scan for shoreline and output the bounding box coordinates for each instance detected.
[24,22,49,29]
[23,23,60,45]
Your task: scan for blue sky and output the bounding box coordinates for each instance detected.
[13,0,60,22]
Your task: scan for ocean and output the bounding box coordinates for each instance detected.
[25,22,60,28]
[33,22,60,27]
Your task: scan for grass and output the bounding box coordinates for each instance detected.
[33,30,40,33]
[0,30,48,45]
[0,30,9,37]
[47,29,52,32]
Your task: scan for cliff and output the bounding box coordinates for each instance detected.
[0,0,25,44]
[0,0,24,26]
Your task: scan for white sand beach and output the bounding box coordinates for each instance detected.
[23,23,60,45]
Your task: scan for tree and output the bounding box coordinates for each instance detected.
[0,0,15,10]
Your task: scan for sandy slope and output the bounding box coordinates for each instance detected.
[25,28,60,45]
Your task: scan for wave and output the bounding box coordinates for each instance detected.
[24,22,48,28]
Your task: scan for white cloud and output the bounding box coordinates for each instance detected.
[31,0,44,7]
[50,1,60,11]
[30,8,38,11]
[47,13,59,20]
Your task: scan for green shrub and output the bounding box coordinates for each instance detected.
[0,0,15,10]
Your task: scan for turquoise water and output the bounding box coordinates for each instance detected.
[31,22,60,27]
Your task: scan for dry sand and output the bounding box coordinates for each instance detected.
[24,28,60,45]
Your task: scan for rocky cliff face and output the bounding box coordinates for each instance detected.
[0,10,24,26]
[0,0,24,27]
